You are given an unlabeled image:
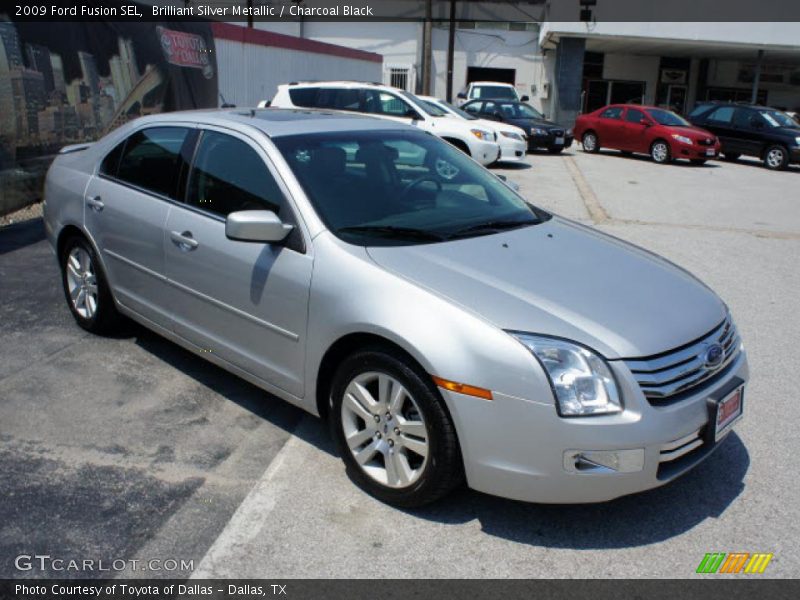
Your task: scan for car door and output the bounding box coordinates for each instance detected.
[732,108,765,157]
[702,105,740,154]
[164,127,312,397]
[620,107,650,152]
[84,125,194,329]
[594,106,625,149]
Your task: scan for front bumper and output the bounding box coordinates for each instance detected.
[528,133,574,151]
[444,349,749,504]
[497,137,528,162]
[673,141,722,160]
[470,139,502,166]
[789,146,800,163]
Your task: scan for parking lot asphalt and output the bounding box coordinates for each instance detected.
[2,148,799,579]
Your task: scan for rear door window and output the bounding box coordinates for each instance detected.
[115,127,191,199]
[288,87,320,108]
[706,106,735,124]
[599,107,623,119]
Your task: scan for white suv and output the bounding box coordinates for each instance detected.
[268,81,501,165]
[456,81,527,107]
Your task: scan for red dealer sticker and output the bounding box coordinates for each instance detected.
[157,26,214,79]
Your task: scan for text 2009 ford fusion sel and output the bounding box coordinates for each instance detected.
[43,108,747,506]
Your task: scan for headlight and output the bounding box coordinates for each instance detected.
[511,334,622,417]
[566,128,573,136]
[501,131,524,141]
[471,129,494,141]
[794,136,800,146]
[671,134,693,145]
[530,127,547,136]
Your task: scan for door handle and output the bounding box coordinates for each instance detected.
[86,196,104,211]
[170,230,199,251]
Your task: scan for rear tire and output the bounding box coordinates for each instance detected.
[763,145,789,170]
[722,152,740,161]
[582,131,599,153]
[59,235,122,334]
[650,140,672,164]
[329,347,464,507]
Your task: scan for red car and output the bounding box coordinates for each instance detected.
[574,104,722,165]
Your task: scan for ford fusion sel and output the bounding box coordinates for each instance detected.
[43,108,747,507]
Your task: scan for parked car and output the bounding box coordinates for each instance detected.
[463,99,573,153]
[44,109,748,507]
[455,81,528,106]
[267,81,500,165]
[417,95,528,163]
[687,102,800,170]
[574,104,721,165]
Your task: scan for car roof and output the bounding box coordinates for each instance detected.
[121,108,415,138]
[280,80,391,89]
[469,81,515,87]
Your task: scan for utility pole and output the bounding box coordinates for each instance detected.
[421,0,433,94]
[446,0,456,102]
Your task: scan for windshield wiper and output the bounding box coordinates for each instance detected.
[338,225,445,242]
[447,219,539,239]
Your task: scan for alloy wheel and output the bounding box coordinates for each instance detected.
[340,371,429,488]
[582,133,597,152]
[65,246,98,319]
[652,142,669,163]
[766,148,785,169]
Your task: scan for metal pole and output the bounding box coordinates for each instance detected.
[422,0,433,94]
[751,49,764,104]
[446,0,456,102]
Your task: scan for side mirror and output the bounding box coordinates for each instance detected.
[226,210,293,243]
[457,92,467,100]
[520,95,530,102]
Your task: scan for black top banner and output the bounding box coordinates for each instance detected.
[9,0,800,23]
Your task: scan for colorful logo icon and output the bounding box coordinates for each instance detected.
[696,552,773,574]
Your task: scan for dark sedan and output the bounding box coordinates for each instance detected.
[463,99,573,153]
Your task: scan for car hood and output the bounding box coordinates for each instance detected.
[667,125,716,140]
[366,217,726,359]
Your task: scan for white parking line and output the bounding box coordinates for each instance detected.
[191,418,314,578]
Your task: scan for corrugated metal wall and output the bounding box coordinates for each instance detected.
[215,38,384,108]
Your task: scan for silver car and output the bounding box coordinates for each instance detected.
[43,109,748,507]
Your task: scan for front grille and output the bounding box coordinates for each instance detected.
[549,129,564,137]
[623,314,741,406]
[698,138,715,146]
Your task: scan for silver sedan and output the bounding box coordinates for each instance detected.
[43,109,748,506]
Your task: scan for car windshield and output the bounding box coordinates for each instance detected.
[475,85,518,100]
[401,91,447,116]
[424,99,478,121]
[647,109,690,126]
[758,109,798,128]
[273,130,548,246]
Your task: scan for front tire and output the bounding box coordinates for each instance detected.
[650,140,672,164]
[763,145,789,170]
[329,348,463,507]
[60,235,121,334]
[582,131,599,153]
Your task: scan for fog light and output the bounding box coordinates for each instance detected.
[563,449,644,473]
